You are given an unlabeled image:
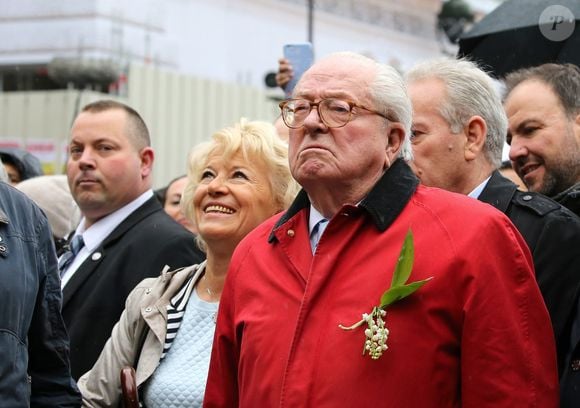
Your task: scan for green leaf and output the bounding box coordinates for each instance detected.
[379,278,433,309]
[390,229,414,288]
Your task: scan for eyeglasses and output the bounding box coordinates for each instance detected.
[278,98,390,129]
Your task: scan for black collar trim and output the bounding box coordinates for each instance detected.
[268,159,419,242]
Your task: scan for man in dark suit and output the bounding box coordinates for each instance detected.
[405,58,580,381]
[60,100,204,379]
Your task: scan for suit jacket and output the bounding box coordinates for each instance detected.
[479,170,580,376]
[62,196,205,379]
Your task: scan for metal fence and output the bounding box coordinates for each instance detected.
[0,63,280,187]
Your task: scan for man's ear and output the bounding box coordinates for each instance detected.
[386,122,405,155]
[463,116,486,161]
[384,122,405,169]
[140,147,155,178]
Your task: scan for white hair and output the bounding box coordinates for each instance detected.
[406,57,507,168]
[319,52,413,161]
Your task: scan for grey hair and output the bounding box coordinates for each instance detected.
[406,58,507,168]
[319,52,413,161]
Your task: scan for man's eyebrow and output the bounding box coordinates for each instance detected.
[506,118,540,144]
[295,90,356,100]
[515,119,539,132]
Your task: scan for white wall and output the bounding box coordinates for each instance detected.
[0,0,445,86]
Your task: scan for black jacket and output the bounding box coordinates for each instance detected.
[553,182,580,218]
[479,171,580,376]
[62,196,205,379]
[552,183,580,406]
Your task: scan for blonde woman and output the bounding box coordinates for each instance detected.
[78,118,298,407]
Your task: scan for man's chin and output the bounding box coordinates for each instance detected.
[529,175,560,197]
[76,195,106,211]
[294,161,328,180]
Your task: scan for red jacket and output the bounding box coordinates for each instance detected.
[204,160,558,407]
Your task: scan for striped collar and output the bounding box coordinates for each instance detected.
[162,261,207,359]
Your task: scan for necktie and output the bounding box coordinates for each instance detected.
[310,219,328,253]
[58,234,84,276]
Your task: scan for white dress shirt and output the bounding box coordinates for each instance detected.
[467,176,491,199]
[308,205,329,253]
[60,190,154,288]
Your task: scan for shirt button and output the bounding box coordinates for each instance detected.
[91,252,102,261]
[522,195,533,201]
[144,307,152,313]
[571,359,580,371]
[287,229,295,237]
[145,288,152,294]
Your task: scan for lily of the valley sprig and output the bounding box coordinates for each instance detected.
[338,229,433,360]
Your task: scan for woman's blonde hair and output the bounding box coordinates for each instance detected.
[181,118,299,251]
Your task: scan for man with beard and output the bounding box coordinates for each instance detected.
[503,63,580,407]
[503,63,580,217]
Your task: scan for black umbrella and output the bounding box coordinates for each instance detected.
[458,0,580,78]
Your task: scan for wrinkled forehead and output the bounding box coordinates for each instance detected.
[294,58,375,102]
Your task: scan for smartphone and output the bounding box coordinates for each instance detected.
[283,43,314,97]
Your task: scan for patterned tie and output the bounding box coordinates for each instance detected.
[58,234,85,276]
[310,219,328,253]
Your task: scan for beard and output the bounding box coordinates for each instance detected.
[537,164,579,197]
[525,123,580,197]
[536,143,580,198]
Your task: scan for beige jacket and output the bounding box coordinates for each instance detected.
[78,262,205,407]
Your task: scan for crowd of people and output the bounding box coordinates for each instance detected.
[1,50,579,407]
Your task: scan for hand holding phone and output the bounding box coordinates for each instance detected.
[283,43,314,97]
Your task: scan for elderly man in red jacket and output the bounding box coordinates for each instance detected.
[204,52,559,407]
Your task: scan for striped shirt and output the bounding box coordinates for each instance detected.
[161,262,208,359]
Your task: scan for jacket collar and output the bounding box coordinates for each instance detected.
[477,170,517,212]
[98,195,162,248]
[268,159,419,242]
[62,195,164,307]
[552,181,580,216]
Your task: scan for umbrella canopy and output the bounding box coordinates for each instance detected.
[458,0,580,78]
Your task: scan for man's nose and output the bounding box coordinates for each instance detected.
[508,136,528,161]
[78,149,97,169]
[303,105,328,132]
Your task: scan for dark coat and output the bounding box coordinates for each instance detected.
[62,195,205,379]
[552,182,580,218]
[479,171,580,376]
[551,182,580,407]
